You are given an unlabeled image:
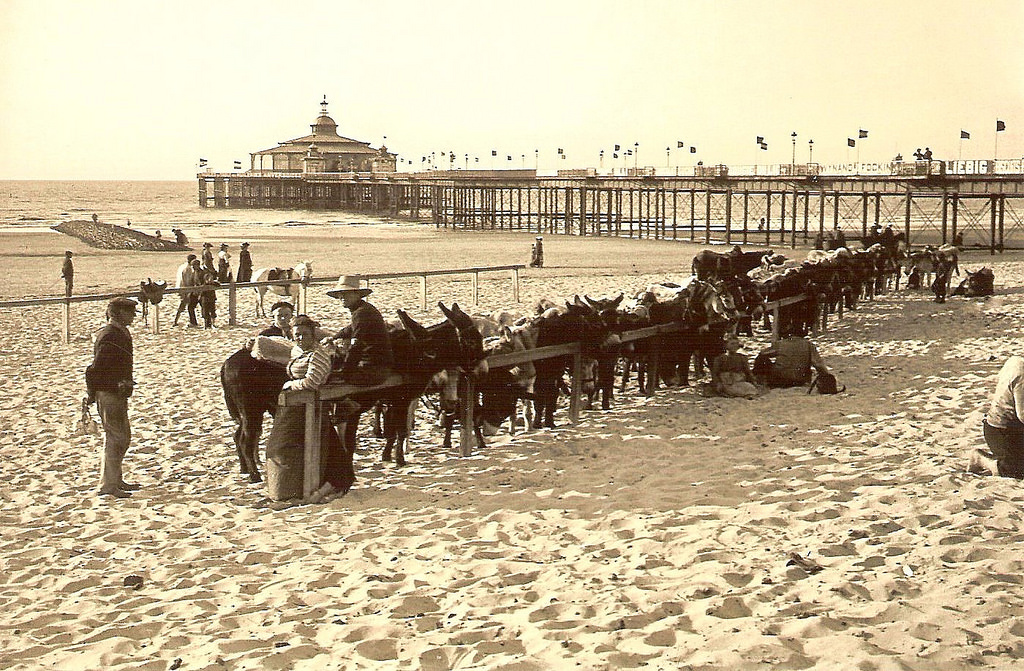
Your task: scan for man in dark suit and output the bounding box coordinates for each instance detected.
[327,276,393,387]
[86,297,139,498]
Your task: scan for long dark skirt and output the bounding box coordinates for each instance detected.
[266,405,345,500]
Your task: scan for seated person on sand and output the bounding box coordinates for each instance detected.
[972,356,1024,479]
[710,335,760,399]
[262,315,345,502]
[752,325,829,388]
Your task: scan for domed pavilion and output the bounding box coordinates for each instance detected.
[248,96,396,174]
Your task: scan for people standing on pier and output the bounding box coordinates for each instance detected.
[61,250,74,298]
[217,243,232,283]
[923,147,933,162]
[201,243,216,274]
[236,242,253,283]
[172,254,199,327]
[913,149,923,161]
[85,297,139,499]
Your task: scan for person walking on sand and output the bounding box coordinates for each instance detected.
[172,254,199,327]
[217,243,232,283]
[61,250,74,298]
[85,297,139,498]
[201,243,215,274]
[236,242,253,283]
[973,356,1024,479]
[529,236,544,268]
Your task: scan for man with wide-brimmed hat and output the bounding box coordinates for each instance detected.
[85,297,140,498]
[201,242,215,274]
[327,276,393,386]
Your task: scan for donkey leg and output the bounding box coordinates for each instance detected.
[241,411,264,483]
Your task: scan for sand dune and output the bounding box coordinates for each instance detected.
[2,225,1024,670]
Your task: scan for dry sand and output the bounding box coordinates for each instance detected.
[3,222,1024,670]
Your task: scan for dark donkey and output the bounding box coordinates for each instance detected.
[343,302,489,472]
[221,347,289,483]
[531,302,622,428]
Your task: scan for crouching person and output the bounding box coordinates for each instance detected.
[973,356,1024,478]
[753,326,829,389]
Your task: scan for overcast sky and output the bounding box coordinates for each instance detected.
[1,0,1021,179]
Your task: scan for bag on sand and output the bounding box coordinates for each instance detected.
[71,397,101,437]
[808,371,845,395]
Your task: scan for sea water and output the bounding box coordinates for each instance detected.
[0,180,393,232]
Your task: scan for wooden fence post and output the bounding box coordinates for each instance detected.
[303,396,322,500]
[420,276,427,310]
[569,352,583,424]
[472,271,480,306]
[62,299,71,344]
[459,374,475,457]
[152,302,161,335]
[511,267,520,303]
[228,281,237,326]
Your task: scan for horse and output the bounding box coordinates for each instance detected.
[250,261,312,318]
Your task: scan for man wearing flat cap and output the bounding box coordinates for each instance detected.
[327,276,393,386]
[85,297,140,498]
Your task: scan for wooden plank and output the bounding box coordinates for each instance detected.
[459,375,475,456]
[569,353,582,424]
[303,396,322,499]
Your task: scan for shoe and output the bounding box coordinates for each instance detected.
[100,488,131,498]
[119,482,141,491]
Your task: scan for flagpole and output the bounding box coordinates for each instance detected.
[958,139,963,162]
[995,127,999,161]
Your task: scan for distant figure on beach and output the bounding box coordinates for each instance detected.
[953,231,964,248]
[92,213,98,224]
[155,230,161,239]
[85,297,139,499]
[236,242,253,283]
[217,243,232,283]
[61,250,74,297]
[201,243,215,274]
[813,232,824,250]
[198,269,218,328]
[260,301,294,340]
[126,219,131,228]
[529,236,544,268]
[710,335,759,398]
[973,356,1024,479]
[172,254,199,327]
[758,217,765,232]
[172,228,188,245]
[931,253,953,304]
[752,326,830,389]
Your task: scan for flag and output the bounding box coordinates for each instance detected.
[561,154,566,159]
[677,141,684,148]
[613,153,618,159]
[199,158,208,167]
[690,146,696,153]
[961,130,970,139]
[233,160,242,167]
[859,129,868,138]
[557,148,564,154]
[756,136,764,144]
[847,138,856,147]
[626,149,632,156]
[997,120,1006,132]
[491,150,497,156]
[507,155,512,161]
[614,144,620,151]
[760,142,768,150]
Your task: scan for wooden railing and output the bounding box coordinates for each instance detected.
[0,264,526,344]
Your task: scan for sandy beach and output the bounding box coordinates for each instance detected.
[3,222,1024,670]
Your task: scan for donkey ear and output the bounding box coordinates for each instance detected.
[437,302,454,321]
[574,295,588,307]
[397,310,428,340]
[610,293,624,309]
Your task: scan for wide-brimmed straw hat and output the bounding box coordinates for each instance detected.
[240,242,250,248]
[203,242,212,248]
[327,275,371,299]
[219,243,228,249]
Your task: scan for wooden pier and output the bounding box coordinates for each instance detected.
[200,167,1024,250]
